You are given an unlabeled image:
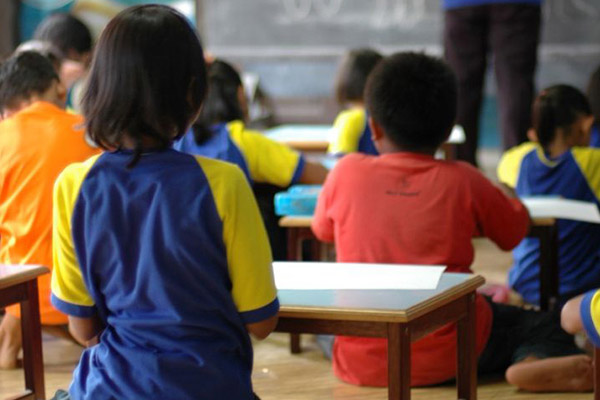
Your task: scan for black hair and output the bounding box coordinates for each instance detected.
[192,59,244,145]
[82,5,207,166]
[33,13,92,59]
[532,85,591,150]
[14,40,63,72]
[0,51,59,113]
[587,65,600,125]
[364,52,457,151]
[335,48,383,105]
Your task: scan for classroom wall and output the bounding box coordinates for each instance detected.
[0,0,19,60]
[201,0,600,126]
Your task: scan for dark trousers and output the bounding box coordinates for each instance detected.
[444,4,541,166]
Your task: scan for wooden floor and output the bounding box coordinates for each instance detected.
[0,239,593,399]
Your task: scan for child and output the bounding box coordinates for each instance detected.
[327,48,382,156]
[50,5,278,399]
[312,52,592,392]
[174,59,327,260]
[588,65,600,147]
[174,59,327,186]
[0,51,98,369]
[33,13,93,110]
[497,85,599,306]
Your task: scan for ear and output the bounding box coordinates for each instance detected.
[527,128,539,143]
[56,81,67,103]
[582,115,595,135]
[369,116,385,142]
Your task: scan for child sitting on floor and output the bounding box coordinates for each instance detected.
[327,48,382,156]
[0,51,98,369]
[312,52,592,392]
[50,5,277,399]
[497,85,599,306]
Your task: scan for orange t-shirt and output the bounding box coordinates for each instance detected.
[0,102,99,324]
[312,152,529,387]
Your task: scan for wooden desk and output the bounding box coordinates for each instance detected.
[279,215,559,311]
[276,272,484,400]
[0,265,48,400]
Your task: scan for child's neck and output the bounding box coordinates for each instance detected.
[376,137,436,156]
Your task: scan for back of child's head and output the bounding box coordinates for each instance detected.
[0,51,59,115]
[82,4,207,162]
[33,13,92,61]
[587,66,600,126]
[335,48,383,106]
[532,85,591,150]
[193,59,244,144]
[14,40,62,72]
[364,52,457,152]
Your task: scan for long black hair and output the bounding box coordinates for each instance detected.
[532,85,591,151]
[192,59,244,145]
[82,5,207,166]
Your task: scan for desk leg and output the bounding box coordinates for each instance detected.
[388,323,410,400]
[594,347,600,400]
[537,224,559,311]
[20,279,45,400]
[457,292,477,400]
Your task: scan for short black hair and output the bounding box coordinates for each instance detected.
[14,40,63,72]
[82,5,207,166]
[532,85,591,150]
[335,48,382,105]
[365,52,457,151]
[193,59,244,145]
[0,51,59,113]
[587,65,600,124]
[33,13,92,59]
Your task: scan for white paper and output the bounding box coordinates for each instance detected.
[273,262,445,290]
[522,197,600,223]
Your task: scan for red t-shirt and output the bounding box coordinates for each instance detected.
[312,152,529,387]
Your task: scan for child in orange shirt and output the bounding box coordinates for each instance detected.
[0,51,98,368]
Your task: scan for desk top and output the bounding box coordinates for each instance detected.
[279,215,555,229]
[265,124,466,152]
[278,272,484,323]
[0,265,49,290]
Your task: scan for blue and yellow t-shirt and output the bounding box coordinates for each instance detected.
[581,289,600,347]
[173,120,305,187]
[327,108,378,156]
[51,149,278,399]
[498,143,600,305]
[591,124,600,148]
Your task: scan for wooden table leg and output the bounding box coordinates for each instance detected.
[536,224,559,311]
[20,279,45,400]
[388,323,410,400]
[456,292,477,400]
[594,347,600,400]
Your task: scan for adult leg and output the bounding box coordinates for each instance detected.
[443,5,489,166]
[490,4,541,150]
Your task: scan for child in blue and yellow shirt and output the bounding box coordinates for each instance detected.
[50,6,277,399]
[174,59,327,187]
[327,48,382,156]
[497,85,599,306]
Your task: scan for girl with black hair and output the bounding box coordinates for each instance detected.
[498,85,599,307]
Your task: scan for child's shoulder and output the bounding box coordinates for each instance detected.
[193,154,248,184]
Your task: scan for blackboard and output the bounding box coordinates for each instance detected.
[201,0,600,107]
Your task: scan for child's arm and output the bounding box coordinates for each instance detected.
[561,294,585,334]
[246,315,279,340]
[298,161,328,184]
[68,314,105,347]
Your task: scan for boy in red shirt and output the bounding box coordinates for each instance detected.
[312,52,592,392]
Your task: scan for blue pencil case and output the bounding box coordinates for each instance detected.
[274,185,322,216]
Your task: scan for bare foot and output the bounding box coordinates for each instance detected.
[506,354,593,392]
[0,314,22,369]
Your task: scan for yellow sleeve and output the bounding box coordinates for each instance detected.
[228,121,303,187]
[51,154,101,317]
[327,108,367,155]
[198,156,278,321]
[572,147,600,203]
[497,142,538,188]
[581,289,600,347]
